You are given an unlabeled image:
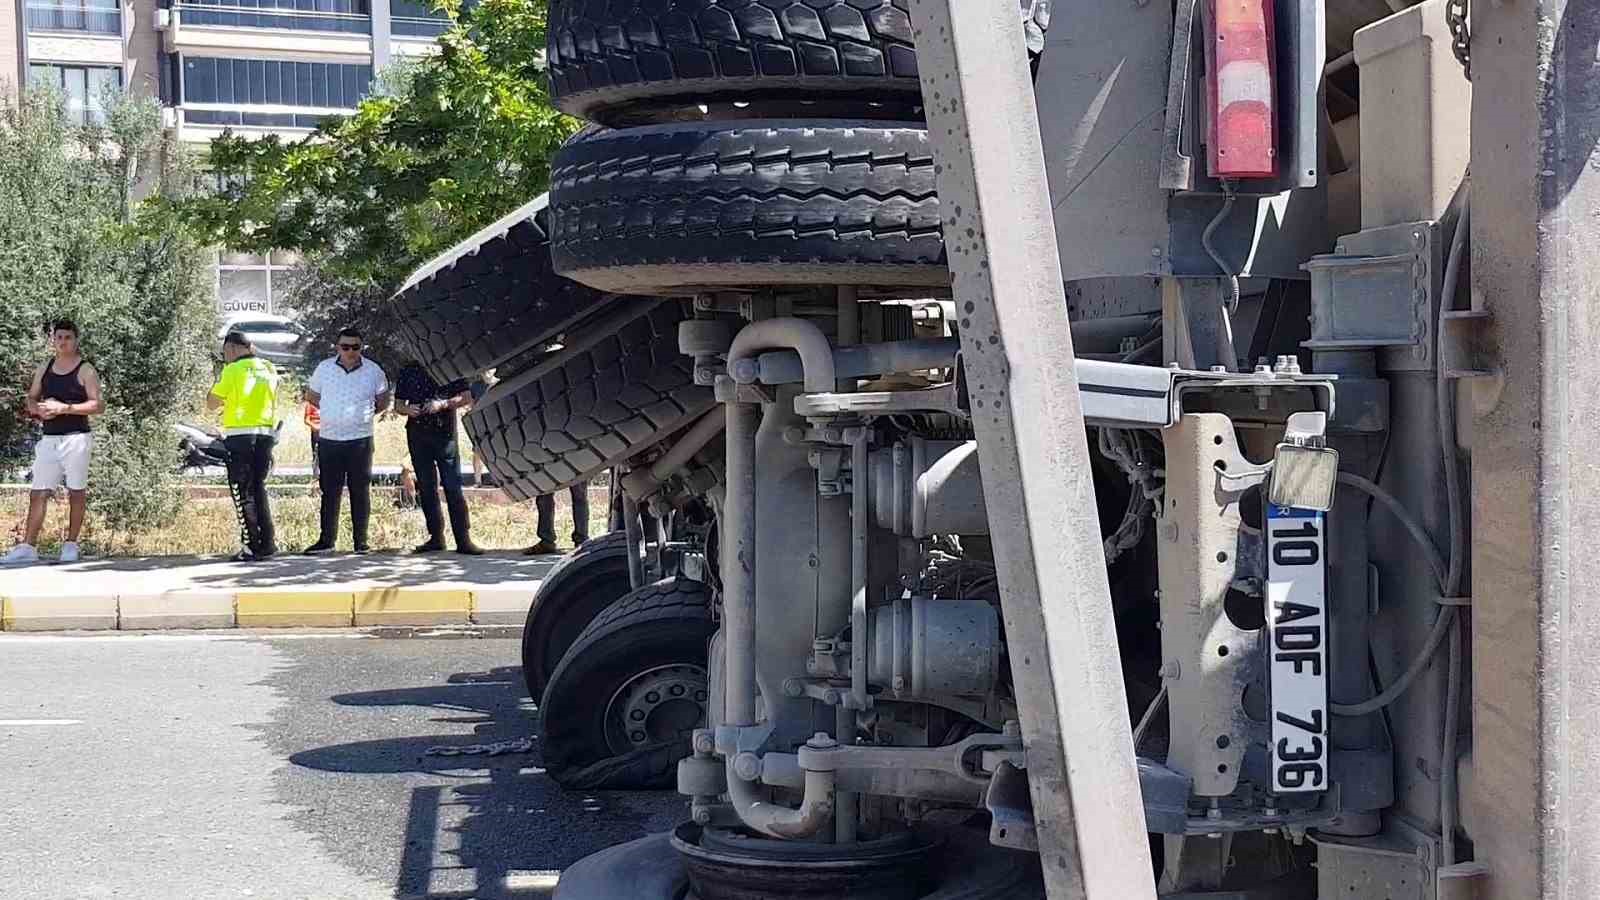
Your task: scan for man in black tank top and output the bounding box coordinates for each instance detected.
[3,320,104,566]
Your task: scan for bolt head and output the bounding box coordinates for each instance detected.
[733,752,762,781]
[807,732,837,749]
[693,731,715,754]
[783,678,806,697]
[823,688,842,705]
[693,807,713,824]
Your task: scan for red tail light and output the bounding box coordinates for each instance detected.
[1207,0,1277,179]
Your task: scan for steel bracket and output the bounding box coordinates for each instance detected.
[1303,221,1442,372]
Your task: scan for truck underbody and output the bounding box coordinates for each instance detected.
[389,0,1600,896]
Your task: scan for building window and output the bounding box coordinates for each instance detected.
[182,56,372,111]
[216,250,300,316]
[25,0,120,35]
[390,0,448,36]
[175,0,370,34]
[30,64,122,125]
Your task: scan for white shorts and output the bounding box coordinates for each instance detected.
[31,433,93,491]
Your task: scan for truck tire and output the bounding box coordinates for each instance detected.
[521,531,636,700]
[539,578,714,790]
[465,300,715,500]
[390,196,620,384]
[549,120,946,295]
[547,0,922,126]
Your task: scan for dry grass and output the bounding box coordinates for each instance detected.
[1,486,609,558]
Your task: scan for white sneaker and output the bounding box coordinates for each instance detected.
[0,544,40,565]
[58,541,81,563]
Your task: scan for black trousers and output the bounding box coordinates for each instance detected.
[317,436,374,549]
[223,434,276,556]
[407,427,470,546]
[536,482,591,547]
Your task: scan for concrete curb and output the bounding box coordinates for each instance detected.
[0,585,537,632]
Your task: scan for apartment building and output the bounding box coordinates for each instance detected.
[2,0,447,314]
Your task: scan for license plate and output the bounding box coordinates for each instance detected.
[1266,504,1328,793]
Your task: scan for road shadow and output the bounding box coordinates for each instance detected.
[64,552,561,589]
[286,665,680,899]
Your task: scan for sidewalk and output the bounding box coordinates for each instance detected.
[0,551,560,632]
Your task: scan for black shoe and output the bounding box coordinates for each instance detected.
[413,539,446,553]
[455,542,485,556]
[302,542,334,555]
[522,540,559,556]
[352,545,370,556]
[230,550,256,562]
[257,546,278,560]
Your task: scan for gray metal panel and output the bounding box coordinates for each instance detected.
[1033,0,1172,280]
[1469,1,1600,894]
[1167,187,1336,280]
[1077,359,1176,428]
[908,2,1157,896]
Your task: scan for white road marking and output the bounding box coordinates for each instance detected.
[502,871,561,890]
[0,719,83,726]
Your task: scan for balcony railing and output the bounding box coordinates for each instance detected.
[391,14,448,37]
[26,3,121,34]
[174,2,370,34]
[184,108,340,129]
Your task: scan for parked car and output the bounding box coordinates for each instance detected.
[217,313,308,368]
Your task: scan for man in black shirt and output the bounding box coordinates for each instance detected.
[394,361,482,555]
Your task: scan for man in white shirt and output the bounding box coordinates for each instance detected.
[302,328,390,554]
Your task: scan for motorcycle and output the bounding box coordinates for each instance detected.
[174,421,284,473]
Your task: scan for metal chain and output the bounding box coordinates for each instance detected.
[1446,0,1471,80]
[425,737,536,757]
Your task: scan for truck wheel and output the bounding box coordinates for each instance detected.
[549,120,946,296]
[389,195,626,384]
[521,531,636,700]
[547,0,921,126]
[539,578,714,791]
[465,299,715,500]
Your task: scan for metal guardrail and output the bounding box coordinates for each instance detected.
[174,2,370,34]
[25,3,120,34]
[391,14,448,36]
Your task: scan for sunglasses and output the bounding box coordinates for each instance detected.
[338,343,362,351]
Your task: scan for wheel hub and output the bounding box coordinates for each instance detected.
[604,664,708,754]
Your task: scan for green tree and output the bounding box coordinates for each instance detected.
[0,86,216,538]
[163,0,579,292]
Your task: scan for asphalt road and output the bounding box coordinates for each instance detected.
[0,632,685,899]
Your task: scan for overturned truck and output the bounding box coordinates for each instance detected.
[390,0,1593,896]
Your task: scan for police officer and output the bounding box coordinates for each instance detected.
[207,331,281,561]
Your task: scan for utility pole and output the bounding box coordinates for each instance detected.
[1468,1,1600,895]
[908,2,1157,897]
